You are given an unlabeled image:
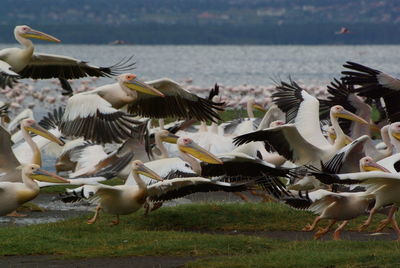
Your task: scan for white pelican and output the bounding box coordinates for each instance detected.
[282,189,374,240]
[234,105,368,167]
[0,163,69,216]
[310,162,400,240]
[295,156,392,240]
[0,119,64,182]
[65,160,248,225]
[0,25,135,92]
[60,75,223,143]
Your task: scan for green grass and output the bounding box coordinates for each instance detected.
[1,202,399,267]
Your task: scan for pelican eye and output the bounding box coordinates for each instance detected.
[126,74,136,81]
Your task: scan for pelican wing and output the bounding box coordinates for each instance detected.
[0,126,19,170]
[342,61,400,122]
[273,80,329,148]
[234,124,324,165]
[0,126,20,182]
[342,61,400,98]
[308,192,345,215]
[60,184,122,203]
[272,80,304,123]
[0,60,19,88]
[128,78,224,122]
[200,153,297,180]
[60,93,142,143]
[310,170,400,186]
[19,53,135,80]
[147,177,248,202]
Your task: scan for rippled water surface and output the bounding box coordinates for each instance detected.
[1,44,400,87]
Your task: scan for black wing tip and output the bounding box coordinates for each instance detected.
[103,55,136,76]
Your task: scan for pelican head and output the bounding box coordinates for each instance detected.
[177,137,223,164]
[326,126,336,140]
[390,122,400,141]
[119,74,165,97]
[24,164,70,183]
[21,119,65,146]
[359,156,390,172]
[131,160,163,181]
[330,105,368,124]
[157,130,179,144]
[15,25,61,43]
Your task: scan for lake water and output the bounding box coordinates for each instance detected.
[1,44,400,87]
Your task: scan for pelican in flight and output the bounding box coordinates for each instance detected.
[60,75,224,143]
[234,106,367,168]
[64,160,249,225]
[0,119,65,182]
[0,163,69,216]
[0,25,135,93]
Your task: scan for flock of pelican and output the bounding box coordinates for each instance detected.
[1,25,400,241]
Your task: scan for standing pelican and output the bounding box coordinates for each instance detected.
[0,25,135,92]
[64,160,249,225]
[0,163,69,216]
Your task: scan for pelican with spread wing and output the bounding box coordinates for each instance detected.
[60,75,224,143]
[63,160,249,225]
[0,25,135,93]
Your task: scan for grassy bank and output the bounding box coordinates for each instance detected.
[1,203,399,267]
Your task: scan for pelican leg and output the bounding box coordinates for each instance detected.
[375,205,398,232]
[110,215,120,226]
[358,207,377,231]
[314,220,336,240]
[302,216,321,232]
[234,192,249,202]
[333,220,349,240]
[389,216,400,241]
[87,205,101,224]
[150,202,163,212]
[143,201,150,217]
[6,210,27,217]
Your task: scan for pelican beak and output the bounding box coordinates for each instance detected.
[24,122,65,146]
[161,133,180,144]
[369,124,381,134]
[21,29,61,43]
[179,141,223,164]
[392,131,400,141]
[344,135,353,145]
[124,79,165,97]
[335,110,368,124]
[363,162,390,173]
[137,164,163,181]
[30,168,70,183]
[328,132,337,141]
[252,103,267,112]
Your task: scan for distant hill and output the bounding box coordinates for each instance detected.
[1,0,399,44]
